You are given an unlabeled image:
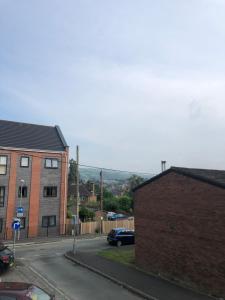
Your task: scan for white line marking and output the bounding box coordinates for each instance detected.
[28,266,75,300]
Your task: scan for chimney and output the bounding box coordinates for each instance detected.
[161,160,166,172]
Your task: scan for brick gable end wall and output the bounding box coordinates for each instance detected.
[134,171,225,297]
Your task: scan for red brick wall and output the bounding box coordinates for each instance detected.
[134,171,225,297]
[6,152,17,238]
[60,149,68,234]
[1,148,68,238]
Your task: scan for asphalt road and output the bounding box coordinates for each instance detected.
[1,237,142,300]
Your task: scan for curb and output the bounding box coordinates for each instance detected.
[4,235,107,247]
[5,239,63,247]
[64,252,158,300]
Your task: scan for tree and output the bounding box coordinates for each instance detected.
[103,198,119,212]
[79,206,95,222]
[118,195,132,212]
[68,158,76,186]
[127,175,145,193]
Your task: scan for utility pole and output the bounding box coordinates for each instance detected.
[100,169,103,212]
[76,145,80,219]
[73,146,80,255]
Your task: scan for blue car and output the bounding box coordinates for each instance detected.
[107,228,135,247]
[108,213,127,221]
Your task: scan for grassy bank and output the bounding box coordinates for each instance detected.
[98,247,135,266]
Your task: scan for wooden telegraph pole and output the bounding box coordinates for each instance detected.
[100,169,103,211]
[100,169,103,234]
[73,145,80,255]
[76,146,80,220]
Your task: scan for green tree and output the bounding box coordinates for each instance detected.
[127,175,145,193]
[118,195,132,212]
[68,158,76,186]
[103,188,114,199]
[103,198,119,211]
[79,206,95,222]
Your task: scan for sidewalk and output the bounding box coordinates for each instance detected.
[65,250,215,300]
[3,234,106,246]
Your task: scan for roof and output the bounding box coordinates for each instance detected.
[0,120,68,152]
[133,166,225,191]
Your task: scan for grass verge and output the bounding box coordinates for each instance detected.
[98,247,135,266]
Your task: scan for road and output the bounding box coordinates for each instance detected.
[1,237,142,300]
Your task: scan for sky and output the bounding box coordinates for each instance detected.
[1,0,225,174]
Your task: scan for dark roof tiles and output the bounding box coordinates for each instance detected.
[0,120,67,151]
[134,166,225,191]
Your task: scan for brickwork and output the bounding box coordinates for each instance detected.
[60,150,68,234]
[39,154,61,237]
[15,153,32,238]
[0,148,68,239]
[134,171,225,297]
[5,151,17,239]
[0,150,11,237]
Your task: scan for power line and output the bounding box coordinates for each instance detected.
[1,150,156,176]
[79,163,155,176]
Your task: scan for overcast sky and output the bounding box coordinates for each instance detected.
[1,0,225,174]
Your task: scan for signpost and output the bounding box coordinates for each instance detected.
[12,218,21,257]
[16,207,24,218]
[72,215,79,255]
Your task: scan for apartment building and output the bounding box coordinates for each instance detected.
[0,120,68,239]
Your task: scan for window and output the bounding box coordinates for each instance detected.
[118,231,125,235]
[42,215,56,227]
[20,156,29,167]
[18,186,27,198]
[20,217,26,229]
[0,218,3,233]
[0,187,5,207]
[30,286,51,300]
[45,158,58,169]
[43,186,57,197]
[0,156,7,175]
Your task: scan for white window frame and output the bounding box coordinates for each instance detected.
[45,158,58,169]
[20,156,29,167]
[0,156,7,175]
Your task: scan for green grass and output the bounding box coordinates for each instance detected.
[98,247,135,266]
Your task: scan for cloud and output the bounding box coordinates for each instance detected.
[1,1,225,172]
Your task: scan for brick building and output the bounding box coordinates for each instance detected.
[134,167,225,297]
[0,120,69,238]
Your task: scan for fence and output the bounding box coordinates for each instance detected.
[0,219,134,241]
[102,219,134,234]
[80,221,99,234]
[79,219,134,234]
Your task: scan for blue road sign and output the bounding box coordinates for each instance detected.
[12,219,20,230]
[17,207,24,213]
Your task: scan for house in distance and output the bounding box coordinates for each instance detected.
[0,120,69,239]
[134,166,225,298]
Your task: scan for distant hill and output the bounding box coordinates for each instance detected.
[79,167,152,183]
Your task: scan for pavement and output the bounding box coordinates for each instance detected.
[3,233,106,246]
[65,247,215,300]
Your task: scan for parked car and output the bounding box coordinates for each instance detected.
[108,213,127,221]
[107,228,135,246]
[106,211,116,219]
[0,243,14,272]
[0,282,55,299]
